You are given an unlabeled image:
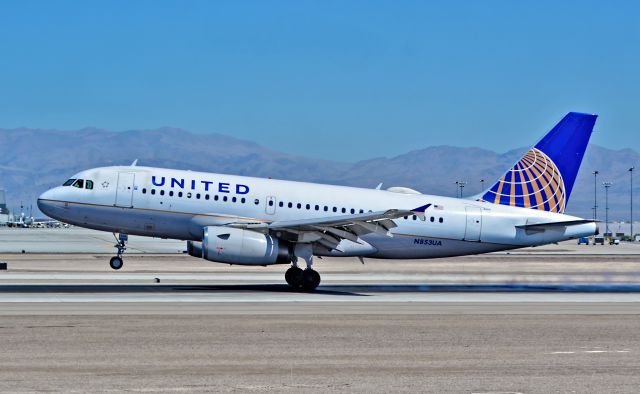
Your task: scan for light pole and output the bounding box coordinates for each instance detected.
[480,179,485,193]
[593,170,599,220]
[603,181,613,236]
[630,167,635,240]
[455,181,467,198]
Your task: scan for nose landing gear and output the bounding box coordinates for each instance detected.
[109,256,123,270]
[110,233,128,270]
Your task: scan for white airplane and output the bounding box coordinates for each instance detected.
[38,112,598,290]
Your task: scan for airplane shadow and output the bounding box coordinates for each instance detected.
[1,283,640,295]
[0,284,363,296]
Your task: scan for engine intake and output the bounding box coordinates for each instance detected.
[188,226,292,265]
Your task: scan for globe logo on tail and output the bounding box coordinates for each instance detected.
[481,148,566,213]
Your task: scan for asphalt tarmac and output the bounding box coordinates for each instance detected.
[0,230,639,392]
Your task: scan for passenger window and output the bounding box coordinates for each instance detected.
[160,190,165,196]
[232,197,237,203]
[254,198,259,205]
[205,194,209,200]
[306,204,310,210]
[241,198,246,203]
[439,217,444,223]
[332,207,337,212]
[72,179,84,189]
[279,201,284,207]
[142,188,147,194]
[63,179,76,186]
[324,206,328,212]
[430,216,435,222]
[288,202,293,208]
[215,195,219,201]
[297,203,302,209]
[341,208,346,213]
[187,192,192,198]
[269,200,274,206]
[413,215,417,220]
[359,209,364,214]
[178,192,183,198]
[196,193,201,199]
[315,205,319,211]
[169,191,174,197]
[151,189,156,195]
[350,209,355,214]
[223,196,227,202]
[86,180,94,190]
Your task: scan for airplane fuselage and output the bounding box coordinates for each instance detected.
[38,165,596,260]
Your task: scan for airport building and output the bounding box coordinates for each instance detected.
[602,221,640,240]
[0,189,10,225]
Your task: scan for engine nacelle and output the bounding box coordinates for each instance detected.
[188,226,292,265]
[187,240,203,258]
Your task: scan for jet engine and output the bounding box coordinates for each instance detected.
[187,226,293,265]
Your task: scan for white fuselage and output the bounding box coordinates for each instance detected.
[38,166,596,259]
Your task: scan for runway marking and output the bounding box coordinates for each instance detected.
[549,349,631,354]
[472,392,524,394]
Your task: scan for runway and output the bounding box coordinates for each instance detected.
[1,234,640,392]
[1,309,639,393]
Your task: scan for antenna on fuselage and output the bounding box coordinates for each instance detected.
[130,159,138,167]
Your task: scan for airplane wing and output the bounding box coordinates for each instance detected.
[232,204,432,251]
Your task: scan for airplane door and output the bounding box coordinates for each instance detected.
[265,196,277,215]
[464,206,482,241]
[115,172,135,208]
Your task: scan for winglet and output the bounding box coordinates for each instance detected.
[411,204,432,213]
[411,204,432,220]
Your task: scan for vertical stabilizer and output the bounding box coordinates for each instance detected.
[481,112,597,213]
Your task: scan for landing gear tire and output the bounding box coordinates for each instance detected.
[300,269,321,291]
[285,266,303,287]
[109,256,123,270]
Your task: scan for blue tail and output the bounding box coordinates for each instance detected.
[480,112,597,213]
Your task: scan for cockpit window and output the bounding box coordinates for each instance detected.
[72,179,84,189]
[86,180,94,190]
[63,179,76,186]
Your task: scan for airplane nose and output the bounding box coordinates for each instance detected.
[37,189,57,217]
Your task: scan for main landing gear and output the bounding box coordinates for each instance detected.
[110,233,128,270]
[285,244,321,291]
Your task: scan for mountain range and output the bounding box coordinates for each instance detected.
[1,127,637,221]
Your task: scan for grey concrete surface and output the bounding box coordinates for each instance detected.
[0,314,639,393]
[2,227,640,254]
[1,230,640,393]
[0,227,184,254]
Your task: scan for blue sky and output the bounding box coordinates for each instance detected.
[0,1,638,160]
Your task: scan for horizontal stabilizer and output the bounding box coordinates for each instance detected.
[516,219,596,231]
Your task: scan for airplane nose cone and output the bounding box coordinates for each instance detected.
[37,189,57,218]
